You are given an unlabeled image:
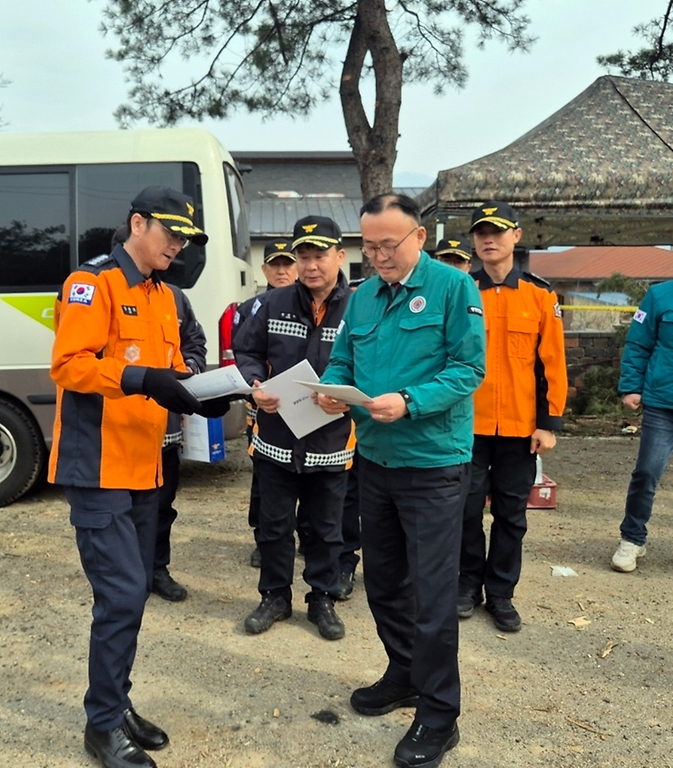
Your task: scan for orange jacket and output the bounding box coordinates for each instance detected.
[48,246,186,490]
[472,268,567,437]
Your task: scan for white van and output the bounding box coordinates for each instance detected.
[0,128,255,506]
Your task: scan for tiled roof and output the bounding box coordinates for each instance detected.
[529,246,673,279]
[422,75,673,247]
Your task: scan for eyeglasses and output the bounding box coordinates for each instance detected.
[143,214,189,250]
[361,227,418,259]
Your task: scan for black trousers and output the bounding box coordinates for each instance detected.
[340,449,361,574]
[359,456,470,731]
[255,459,347,600]
[155,445,180,570]
[65,485,159,731]
[460,435,537,599]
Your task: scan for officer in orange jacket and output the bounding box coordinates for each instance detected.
[49,187,210,768]
[458,201,567,633]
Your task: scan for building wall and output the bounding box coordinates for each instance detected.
[564,330,621,403]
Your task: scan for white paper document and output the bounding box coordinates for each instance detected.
[294,381,373,406]
[262,360,343,439]
[180,365,258,401]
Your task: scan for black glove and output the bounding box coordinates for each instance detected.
[197,395,232,419]
[141,368,201,415]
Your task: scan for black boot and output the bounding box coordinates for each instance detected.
[306,593,345,640]
[123,708,169,751]
[244,593,292,634]
[84,723,157,768]
[152,567,187,602]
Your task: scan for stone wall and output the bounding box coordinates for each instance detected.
[564,330,620,402]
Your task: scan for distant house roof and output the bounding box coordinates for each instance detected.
[566,291,630,306]
[248,198,363,238]
[529,246,673,280]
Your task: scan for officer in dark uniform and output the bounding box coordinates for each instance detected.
[48,187,224,768]
[433,235,473,273]
[234,216,354,641]
[232,239,296,568]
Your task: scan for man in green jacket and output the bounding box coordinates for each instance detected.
[319,193,485,768]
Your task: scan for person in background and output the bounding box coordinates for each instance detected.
[611,281,673,572]
[235,216,353,641]
[48,187,208,768]
[232,239,297,569]
[433,236,472,273]
[459,201,567,633]
[319,193,486,768]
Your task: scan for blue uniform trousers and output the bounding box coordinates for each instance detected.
[359,457,470,731]
[156,445,180,570]
[65,486,159,731]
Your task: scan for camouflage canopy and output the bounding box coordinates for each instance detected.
[419,75,673,248]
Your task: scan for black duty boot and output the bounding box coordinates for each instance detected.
[350,677,419,716]
[244,593,292,634]
[335,571,355,601]
[123,708,169,751]
[306,593,345,640]
[485,596,522,632]
[457,586,483,618]
[152,567,187,602]
[394,719,460,768]
[250,546,262,568]
[84,723,157,768]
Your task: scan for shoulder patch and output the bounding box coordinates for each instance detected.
[233,310,241,326]
[85,254,110,267]
[523,271,551,289]
[633,309,647,324]
[68,283,96,306]
[553,302,562,319]
[467,305,483,316]
[251,298,262,317]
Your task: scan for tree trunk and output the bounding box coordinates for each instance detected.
[339,0,403,273]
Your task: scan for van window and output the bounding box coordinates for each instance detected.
[224,163,251,263]
[0,172,71,290]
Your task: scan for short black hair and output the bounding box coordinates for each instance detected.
[111,225,129,250]
[360,193,421,224]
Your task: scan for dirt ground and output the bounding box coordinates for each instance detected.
[2,433,673,768]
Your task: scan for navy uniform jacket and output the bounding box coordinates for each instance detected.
[234,272,354,472]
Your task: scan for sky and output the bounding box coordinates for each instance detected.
[2,0,667,185]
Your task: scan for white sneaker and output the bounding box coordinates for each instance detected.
[611,539,646,572]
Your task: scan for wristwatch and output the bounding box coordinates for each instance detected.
[398,389,412,418]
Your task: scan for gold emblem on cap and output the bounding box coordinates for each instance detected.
[482,207,498,215]
[302,223,318,233]
[448,240,460,247]
[275,242,287,250]
[186,202,194,217]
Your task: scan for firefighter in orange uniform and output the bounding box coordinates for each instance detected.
[49,187,209,768]
[458,201,567,633]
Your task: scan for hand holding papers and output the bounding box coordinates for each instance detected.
[180,365,259,402]
[294,381,373,406]
[261,360,343,439]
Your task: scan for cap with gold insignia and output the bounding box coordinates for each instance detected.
[263,238,295,263]
[291,215,342,251]
[130,186,208,246]
[434,236,472,262]
[469,201,519,233]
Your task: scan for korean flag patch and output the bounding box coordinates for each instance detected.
[633,309,647,324]
[68,283,96,306]
[251,298,262,317]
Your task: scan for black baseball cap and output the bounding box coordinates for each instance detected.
[434,236,472,262]
[469,201,519,233]
[130,186,208,246]
[291,216,343,251]
[263,239,295,263]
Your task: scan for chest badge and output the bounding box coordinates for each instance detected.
[124,343,141,363]
[409,296,426,314]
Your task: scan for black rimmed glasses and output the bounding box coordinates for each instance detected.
[361,226,418,259]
